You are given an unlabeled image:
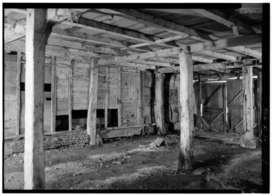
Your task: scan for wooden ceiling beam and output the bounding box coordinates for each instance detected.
[108,9,212,41]
[195,50,239,61]
[130,35,187,48]
[158,63,262,73]
[98,47,180,65]
[227,46,262,59]
[191,9,239,36]
[100,34,261,65]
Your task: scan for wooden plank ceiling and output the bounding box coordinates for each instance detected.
[4,7,262,76]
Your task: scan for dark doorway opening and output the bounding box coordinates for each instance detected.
[56,115,69,131]
[108,109,118,127]
[97,109,105,129]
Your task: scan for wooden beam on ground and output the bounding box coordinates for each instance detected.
[154,72,166,135]
[24,9,48,189]
[227,46,262,59]
[240,66,256,149]
[16,52,22,135]
[110,9,212,41]
[178,49,193,171]
[87,58,98,145]
[192,9,239,36]
[68,59,74,131]
[50,56,57,133]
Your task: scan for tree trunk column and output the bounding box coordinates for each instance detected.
[178,49,194,170]
[24,9,48,189]
[87,58,98,145]
[240,66,256,149]
[154,72,167,135]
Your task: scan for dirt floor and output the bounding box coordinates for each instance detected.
[4,134,263,192]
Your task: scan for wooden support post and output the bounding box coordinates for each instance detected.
[87,58,98,145]
[154,72,166,135]
[24,9,48,189]
[104,66,109,128]
[256,71,262,137]
[117,67,122,127]
[68,59,74,131]
[178,49,193,171]
[240,66,256,149]
[197,76,203,130]
[50,56,57,132]
[222,83,229,132]
[137,70,143,124]
[16,52,22,135]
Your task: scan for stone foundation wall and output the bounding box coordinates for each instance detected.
[4,130,89,158]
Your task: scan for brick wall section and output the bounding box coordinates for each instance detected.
[4,130,89,158]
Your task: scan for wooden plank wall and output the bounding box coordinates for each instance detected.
[4,53,143,138]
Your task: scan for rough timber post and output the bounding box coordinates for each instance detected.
[154,72,167,135]
[87,58,98,145]
[16,52,22,135]
[68,59,74,131]
[197,75,203,130]
[240,66,256,149]
[222,83,229,132]
[50,56,56,132]
[24,9,48,189]
[178,49,193,170]
[256,71,262,137]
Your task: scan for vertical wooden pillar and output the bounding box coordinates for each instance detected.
[154,72,166,135]
[104,66,109,128]
[240,66,256,149]
[178,49,193,171]
[256,71,262,137]
[117,67,122,127]
[222,83,229,132]
[24,9,48,189]
[197,76,203,130]
[16,52,22,135]
[87,58,98,145]
[50,56,56,132]
[137,70,143,124]
[68,59,74,131]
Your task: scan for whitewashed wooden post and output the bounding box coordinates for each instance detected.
[154,72,166,135]
[178,49,194,170]
[24,9,48,189]
[240,66,256,149]
[50,56,56,132]
[87,58,98,145]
